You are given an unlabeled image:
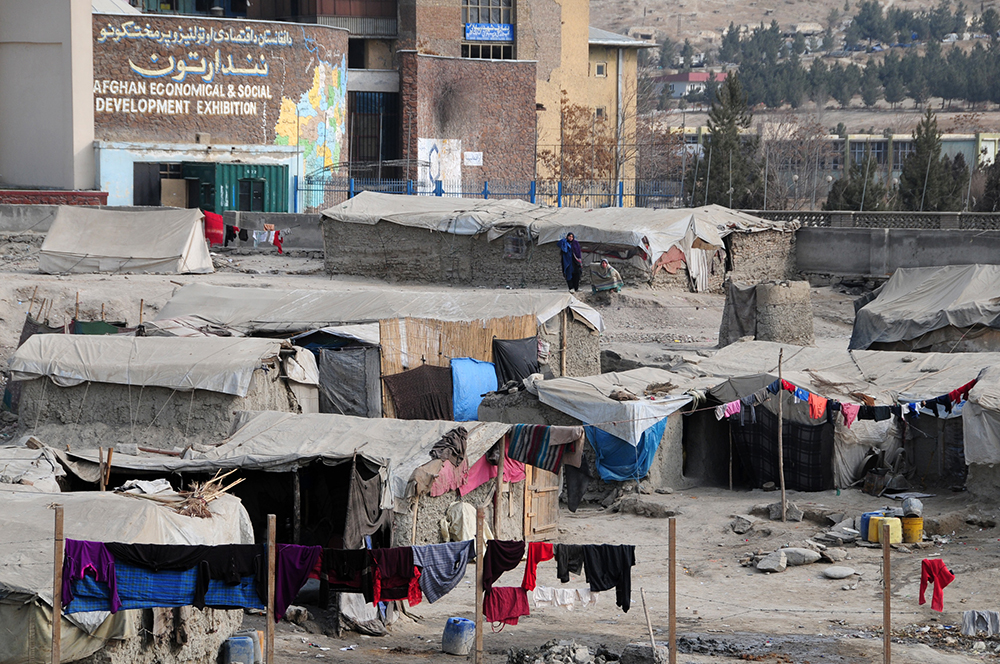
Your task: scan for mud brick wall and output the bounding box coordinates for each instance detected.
[398,52,536,183]
[92,15,348,150]
[728,229,797,283]
[0,191,107,205]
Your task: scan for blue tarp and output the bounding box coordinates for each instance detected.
[451,357,498,421]
[585,417,668,481]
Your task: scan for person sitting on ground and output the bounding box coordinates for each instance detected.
[590,259,624,294]
[558,232,583,292]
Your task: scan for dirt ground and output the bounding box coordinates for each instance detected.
[4,248,997,662]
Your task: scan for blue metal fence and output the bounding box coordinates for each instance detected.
[296,176,686,210]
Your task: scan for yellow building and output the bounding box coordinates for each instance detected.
[531,0,649,183]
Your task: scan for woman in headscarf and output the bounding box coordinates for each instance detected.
[558,232,583,292]
[590,259,624,294]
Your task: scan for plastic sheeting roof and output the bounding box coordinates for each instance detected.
[155,283,605,333]
[850,265,1000,350]
[0,490,250,606]
[673,340,1000,405]
[535,367,704,445]
[8,336,283,397]
[39,206,213,275]
[57,412,511,508]
[322,192,796,265]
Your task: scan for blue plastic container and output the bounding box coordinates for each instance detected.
[442,617,476,656]
[860,511,886,542]
[222,636,256,664]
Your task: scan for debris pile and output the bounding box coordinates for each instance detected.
[508,640,620,664]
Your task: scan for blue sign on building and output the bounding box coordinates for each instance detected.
[464,23,514,42]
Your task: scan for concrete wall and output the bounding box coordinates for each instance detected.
[17,369,300,449]
[797,227,1000,280]
[0,0,94,190]
[728,230,797,283]
[223,211,324,250]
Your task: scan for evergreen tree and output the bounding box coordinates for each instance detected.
[976,157,1000,211]
[691,74,761,208]
[657,36,678,69]
[808,57,830,104]
[880,52,906,108]
[860,65,882,107]
[719,23,742,63]
[681,39,695,71]
[792,31,807,55]
[823,152,888,210]
[898,108,969,211]
[981,7,1000,37]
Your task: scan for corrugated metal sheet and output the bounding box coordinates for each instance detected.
[216,163,289,213]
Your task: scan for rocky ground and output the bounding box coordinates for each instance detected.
[3,247,996,662]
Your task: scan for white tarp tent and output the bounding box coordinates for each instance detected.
[154,283,605,334]
[8,336,289,397]
[0,490,251,664]
[850,265,1000,351]
[322,193,797,291]
[38,207,213,275]
[534,367,701,445]
[55,411,511,511]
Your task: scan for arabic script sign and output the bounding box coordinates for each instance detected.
[92,16,347,147]
[464,23,514,41]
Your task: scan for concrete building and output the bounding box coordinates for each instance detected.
[660,71,727,99]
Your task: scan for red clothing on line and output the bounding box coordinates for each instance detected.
[949,379,977,404]
[808,393,828,420]
[781,379,795,393]
[919,558,955,612]
[521,542,554,591]
[483,586,530,627]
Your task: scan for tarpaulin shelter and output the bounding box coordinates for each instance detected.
[8,335,318,448]
[38,207,213,275]
[851,265,1000,352]
[151,284,604,417]
[673,340,1000,489]
[321,192,797,292]
[0,489,250,664]
[54,411,513,546]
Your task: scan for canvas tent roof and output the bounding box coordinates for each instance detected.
[56,412,511,509]
[39,206,213,275]
[9,336,285,397]
[0,489,249,663]
[850,265,1000,350]
[322,192,797,266]
[535,367,715,445]
[154,283,604,334]
[674,339,999,405]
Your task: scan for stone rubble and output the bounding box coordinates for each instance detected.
[508,640,621,664]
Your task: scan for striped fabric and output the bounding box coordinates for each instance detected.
[506,424,565,472]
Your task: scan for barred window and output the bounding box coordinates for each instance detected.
[462,0,512,24]
[461,43,513,59]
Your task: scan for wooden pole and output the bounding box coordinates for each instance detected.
[51,504,64,664]
[74,292,79,321]
[641,587,656,648]
[104,448,114,488]
[728,425,733,491]
[474,507,485,664]
[98,447,105,492]
[882,522,891,664]
[560,309,568,376]
[494,436,506,538]
[266,514,276,664]
[410,495,420,545]
[101,303,105,321]
[668,517,676,664]
[139,299,144,326]
[777,348,787,522]
[292,470,301,545]
[28,286,38,315]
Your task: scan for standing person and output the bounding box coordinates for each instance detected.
[558,232,583,292]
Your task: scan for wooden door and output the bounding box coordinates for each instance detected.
[523,465,560,538]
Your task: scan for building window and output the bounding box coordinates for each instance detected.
[893,141,914,168]
[238,180,265,212]
[348,91,401,177]
[850,140,888,166]
[461,43,513,59]
[595,107,606,119]
[595,62,607,77]
[462,0,512,24]
[348,39,366,68]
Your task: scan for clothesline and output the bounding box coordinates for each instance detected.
[715,377,979,429]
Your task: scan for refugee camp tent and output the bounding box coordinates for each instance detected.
[8,335,318,447]
[38,206,213,275]
[150,284,604,417]
[850,265,1000,352]
[0,489,250,664]
[321,192,797,292]
[55,412,514,545]
[673,340,1000,489]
